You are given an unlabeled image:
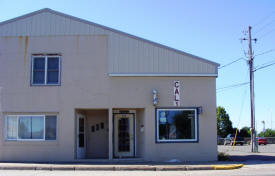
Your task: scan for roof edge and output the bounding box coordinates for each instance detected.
[109,73,218,77]
[0,8,220,67]
[0,8,51,26]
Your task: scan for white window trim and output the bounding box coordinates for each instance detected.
[156,108,198,142]
[5,115,57,141]
[31,55,61,86]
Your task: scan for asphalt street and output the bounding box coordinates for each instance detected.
[0,145,275,175]
[218,144,275,161]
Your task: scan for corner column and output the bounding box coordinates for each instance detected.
[108,108,113,160]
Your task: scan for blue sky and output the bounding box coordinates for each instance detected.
[1,0,275,132]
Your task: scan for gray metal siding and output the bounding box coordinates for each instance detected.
[0,10,218,75]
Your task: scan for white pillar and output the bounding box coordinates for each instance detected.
[108,108,113,160]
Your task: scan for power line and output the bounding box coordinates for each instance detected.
[254,58,275,69]
[253,11,275,28]
[258,28,275,39]
[218,57,245,69]
[216,82,249,91]
[254,48,275,57]
[254,19,275,35]
[254,61,275,72]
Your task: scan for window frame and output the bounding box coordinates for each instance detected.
[155,108,199,143]
[31,55,61,86]
[4,115,57,141]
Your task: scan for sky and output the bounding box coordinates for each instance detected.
[1,0,275,133]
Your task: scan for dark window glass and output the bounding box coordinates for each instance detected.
[96,124,99,131]
[32,56,60,85]
[47,57,59,84]
[157,109,196,141]
[79,134,84,147]
[47,71,59,84]
[101,122,104,129]
[118,118,130,152]
[33,57,45,70]
[45,116,57,140]
[79,118,84,132]
[33,71,45,84]
[33,57,45,84]
[47,57,59,70]
[91,126,95,132]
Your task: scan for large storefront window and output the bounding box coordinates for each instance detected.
[156,108,198,142]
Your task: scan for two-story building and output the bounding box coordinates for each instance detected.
[0,8,219,162]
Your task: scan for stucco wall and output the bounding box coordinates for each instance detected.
[85,110,108,159]
[0,35,217,162]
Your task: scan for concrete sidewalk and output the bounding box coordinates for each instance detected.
[0,163,244,171]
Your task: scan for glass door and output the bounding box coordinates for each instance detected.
[114,113,135,158]
[77,114,85,159]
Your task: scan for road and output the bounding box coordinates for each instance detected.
[218,144,275,161]
[0,145,275,176]
[0,163,274,176]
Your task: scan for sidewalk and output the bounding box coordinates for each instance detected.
[0,162,244,171]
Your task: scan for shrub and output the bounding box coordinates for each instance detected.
[218,152,231,161]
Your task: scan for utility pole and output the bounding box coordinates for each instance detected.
[248,26,258,153]
[262,120,265,132]
[242,26,258,152]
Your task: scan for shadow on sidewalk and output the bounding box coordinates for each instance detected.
[230,154,275,164]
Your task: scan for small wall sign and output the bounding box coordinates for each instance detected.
[174,80,180,106]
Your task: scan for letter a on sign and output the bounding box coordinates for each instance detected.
[174,80,180,106]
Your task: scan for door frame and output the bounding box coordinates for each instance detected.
[113,112,136,158]
[76,113,86,159]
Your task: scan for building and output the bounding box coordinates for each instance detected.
[0,8,219,162]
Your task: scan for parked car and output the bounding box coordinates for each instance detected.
[257,137,267,145]
[217,135,223,145]
[224,134,245,145]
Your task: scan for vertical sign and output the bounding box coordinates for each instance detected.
[174,80,180,106]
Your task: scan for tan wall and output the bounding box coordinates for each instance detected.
[85,110,108,159]
[0,35,217,162]
[136,109,145,158]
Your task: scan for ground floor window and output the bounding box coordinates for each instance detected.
[5,115,57,141]
[156,108,198,142]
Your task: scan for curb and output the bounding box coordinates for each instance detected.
[212,164,244,170]
[0,164,244,171]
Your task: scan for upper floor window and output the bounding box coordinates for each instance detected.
[31,55,61,85]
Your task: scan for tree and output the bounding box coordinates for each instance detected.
[217,106,233,138]
[258,129,275,137]
[239,126,251,137]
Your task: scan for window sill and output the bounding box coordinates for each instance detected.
[156,140,199,143]
[3,140,58,146]
[30,84,61,86]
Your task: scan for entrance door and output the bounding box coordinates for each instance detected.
[114,113,135,158]
[77,114,85,159]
